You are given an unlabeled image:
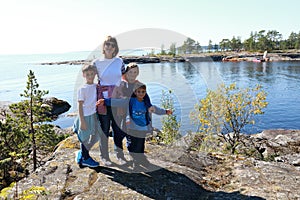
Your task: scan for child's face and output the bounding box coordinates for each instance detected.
[134,88,146,100]
[125,67,139,83]
[83,70,96,84]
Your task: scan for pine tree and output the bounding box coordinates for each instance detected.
[8,70,58,171]
[0,70,68,191]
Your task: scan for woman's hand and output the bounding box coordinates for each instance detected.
[96,99,105,106]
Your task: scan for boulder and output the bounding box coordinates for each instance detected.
[42,97,71,117]
[255,129,300,159]
[275,154,300,166]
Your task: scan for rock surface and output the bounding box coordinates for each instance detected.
[42,97,71,118]
[3,130,300,199]
[251,129,300,164]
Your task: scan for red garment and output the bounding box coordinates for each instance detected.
[96,83,115,115]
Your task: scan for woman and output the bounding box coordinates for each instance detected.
[93,36,126,166]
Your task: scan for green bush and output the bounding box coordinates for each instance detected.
[158,90,181,145]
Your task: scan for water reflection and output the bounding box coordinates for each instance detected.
[138,61,300,134]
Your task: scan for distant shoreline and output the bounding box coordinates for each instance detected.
[38,51,300,65]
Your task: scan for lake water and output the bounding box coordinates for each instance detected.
[1,52,300,134]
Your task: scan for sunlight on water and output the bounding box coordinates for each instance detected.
[1,53,300,134]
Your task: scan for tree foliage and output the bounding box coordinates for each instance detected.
[0,70,68,191]
[9,70,54,171]
[160,44,166,55]
[158,90,181,145]
[177,30,300,54]
[234,30,299,52]
[207,40,213,52]
[190,83,268,154]
[169,43,177,56]
[178,37,202,54]
[0,182,47,200]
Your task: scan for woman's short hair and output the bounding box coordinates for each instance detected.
[102,36,119,57]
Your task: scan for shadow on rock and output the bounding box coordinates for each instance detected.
[93,163,265,200]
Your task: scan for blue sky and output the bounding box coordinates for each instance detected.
[0,0,299,54]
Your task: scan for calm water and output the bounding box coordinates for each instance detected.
[1,52,300,134]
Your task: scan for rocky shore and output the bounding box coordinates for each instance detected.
[0,97,71,121]
[39,55,186,65]
[185,51,300,62]
[39,52,300,65]
[2,129,300,199]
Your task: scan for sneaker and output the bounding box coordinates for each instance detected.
[100,157,112,166]
[75,150,82,164]
[81,157,99,168]
[116,157,127,165]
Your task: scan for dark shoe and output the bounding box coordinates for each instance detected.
[81,157,99,168]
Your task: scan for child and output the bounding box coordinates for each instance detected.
[101,82,172,170]
[119,62,142,97]
[73,64,102,168]
[127,83,172,170]
[112,62,152,165]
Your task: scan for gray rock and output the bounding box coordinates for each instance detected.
[42,97,71,117]
[275,154,300,166]
[4,134,267,200]
[4,129,300,199]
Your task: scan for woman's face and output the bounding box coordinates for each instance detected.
[103,41,116,58]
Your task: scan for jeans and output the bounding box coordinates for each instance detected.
[79,134,100,160]
[126,129,148,153]
[127,129,149,164]
[98,106,127,159]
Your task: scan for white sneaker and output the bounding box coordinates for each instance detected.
[117,157,127,165]
[101,158,112,166]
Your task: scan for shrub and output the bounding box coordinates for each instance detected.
[190,83,268,154]
[159,90,181,145]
